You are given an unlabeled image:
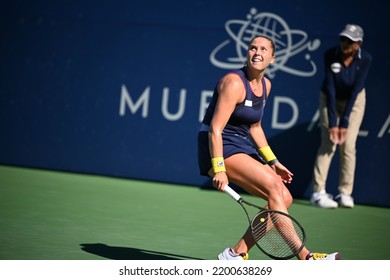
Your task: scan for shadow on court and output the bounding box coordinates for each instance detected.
[80,243,202,260]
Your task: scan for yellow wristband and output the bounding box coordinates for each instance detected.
[211,157,226,173]
[258,146,277,163]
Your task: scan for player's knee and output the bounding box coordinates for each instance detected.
[267,181,285,199]
[284,190,293,208]
[273,183,293,208]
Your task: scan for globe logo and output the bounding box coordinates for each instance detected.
[210,8,321,78]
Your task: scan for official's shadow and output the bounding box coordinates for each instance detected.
[80,243,202,260]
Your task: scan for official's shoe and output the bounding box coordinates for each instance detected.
[335,194,354,208]
[310,191,338,208]
[306,252,341,260]
[217,248,248,260]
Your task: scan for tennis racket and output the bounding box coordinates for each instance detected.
[223,185,306,260]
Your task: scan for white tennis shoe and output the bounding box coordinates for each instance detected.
[335,194,354,208]
[217,248,248,260]
[306,252,341,260]
[310,191,338,208]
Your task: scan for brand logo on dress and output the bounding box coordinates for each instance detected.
[244,100,253,107]
[209,8,321,78]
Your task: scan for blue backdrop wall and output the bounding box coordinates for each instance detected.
[1,0,389,206]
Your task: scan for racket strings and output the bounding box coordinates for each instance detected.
[251,211,304,259]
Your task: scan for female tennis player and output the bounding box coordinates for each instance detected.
[197,35,341,260]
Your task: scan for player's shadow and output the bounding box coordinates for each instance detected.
[80,243,202,260]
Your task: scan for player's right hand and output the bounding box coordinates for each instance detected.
[213,172,228,191]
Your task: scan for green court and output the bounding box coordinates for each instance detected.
[0,165,389,260]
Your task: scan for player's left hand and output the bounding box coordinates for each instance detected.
[272,161,294,184]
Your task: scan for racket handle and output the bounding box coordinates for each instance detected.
[224,185,242,202]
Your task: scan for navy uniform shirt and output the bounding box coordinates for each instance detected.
[202,67,267,137]
[321,46,372,128]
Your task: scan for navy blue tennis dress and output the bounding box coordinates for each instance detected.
[197,67,268,176]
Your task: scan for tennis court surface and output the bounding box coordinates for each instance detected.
[1,165,389,260]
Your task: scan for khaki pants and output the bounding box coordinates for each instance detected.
[312,89,366,195]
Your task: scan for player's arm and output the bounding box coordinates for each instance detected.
[250,122,293,183]
[249,79,293,183]
[249,77,273,153]
[249,77,272,148]
[249,121,269,148]
[209,74,245,190]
